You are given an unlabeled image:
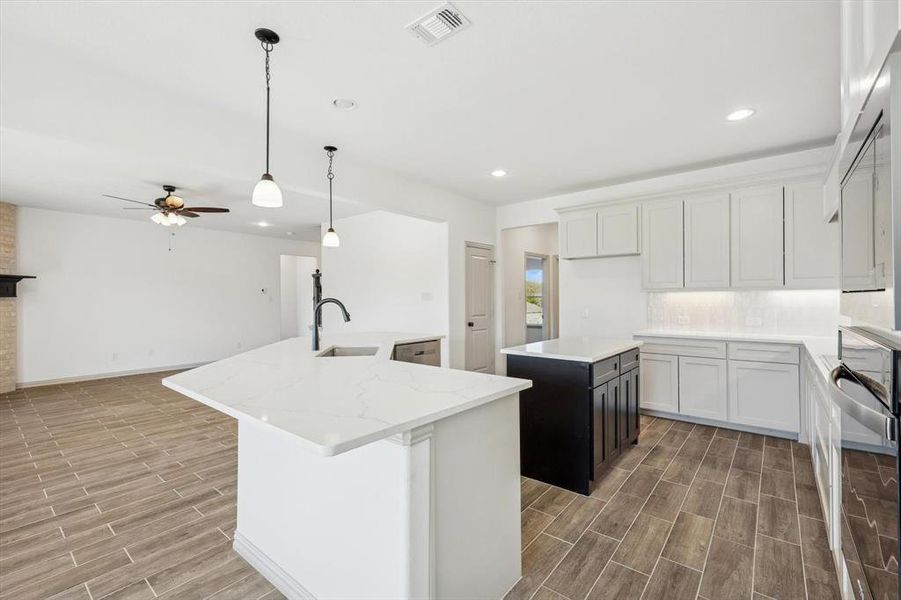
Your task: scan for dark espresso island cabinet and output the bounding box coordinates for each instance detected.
[502,339,642,495]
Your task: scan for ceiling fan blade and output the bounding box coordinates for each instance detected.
[182,207,230,213]
[103,194,156,207]
[122,207,158,210]
[179,211,200,218]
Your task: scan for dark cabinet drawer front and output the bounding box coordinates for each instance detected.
[592,356,620,387]
[619,348,640,372]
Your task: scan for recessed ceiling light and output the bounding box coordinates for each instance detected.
[332,98,357,111]
[286,231,295,236]
[491,169,508,178]
[256,221,272,228]
[726,108,755,122]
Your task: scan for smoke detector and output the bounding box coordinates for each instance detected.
[406,3,471,46]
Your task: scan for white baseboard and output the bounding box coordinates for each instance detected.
[16,362,208,388]
[233,531,316,600]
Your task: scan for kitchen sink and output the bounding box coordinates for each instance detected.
[316,346,379,357]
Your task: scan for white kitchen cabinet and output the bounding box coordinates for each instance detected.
[784,182,839,289]
[597,204,640,256]
[730,186,784,288]
[640,353,679,413]
[684,193,731,288]
[678,356,728,421]
[560,210,597,259]
[641,199,684,289]
[728,360,800,433]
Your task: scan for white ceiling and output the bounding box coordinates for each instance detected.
[0,1,839,236]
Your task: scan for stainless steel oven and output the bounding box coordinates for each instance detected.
[832,327,899,600]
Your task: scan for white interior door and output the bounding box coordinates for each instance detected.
[465,243,495,373]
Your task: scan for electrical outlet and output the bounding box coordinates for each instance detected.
[421,292,433,301]
[111,352,118,361]
[148,349,154,357]
[745,316,763,327]
[677,315,690,325]
[581,309,590,319]
[237,341,243,349]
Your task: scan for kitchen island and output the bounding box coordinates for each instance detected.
[163,332,531,600]
[502,337,642,495]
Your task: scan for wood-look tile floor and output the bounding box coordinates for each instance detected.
[0,372,284,600]
[509,415,843,600]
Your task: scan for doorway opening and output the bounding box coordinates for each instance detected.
[501,223,559,349]
[280,255,319,340]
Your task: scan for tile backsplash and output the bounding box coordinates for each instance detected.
[647,290,840,336]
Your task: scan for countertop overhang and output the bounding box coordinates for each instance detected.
[162,332,531,457]
[501,337,642,363]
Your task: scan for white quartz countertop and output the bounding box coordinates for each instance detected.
[501,337,642,363]
[162,332,531,457]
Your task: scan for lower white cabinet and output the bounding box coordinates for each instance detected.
[728,360,800,432]
[640,353,679,412]
[678,356,728,420]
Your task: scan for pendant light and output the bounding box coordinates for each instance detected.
[252,28,283,208]
[322,145,340,247]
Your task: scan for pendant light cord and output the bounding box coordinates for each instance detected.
[327,149,335,227]
[262,40,273,174]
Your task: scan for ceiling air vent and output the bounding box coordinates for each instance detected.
[406,3,471,46]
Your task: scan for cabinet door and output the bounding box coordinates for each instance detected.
[618,373,630,448]
[727,360,800,432]
[730,186,784,288]
[684,194,730,288]
[561,211,597,259]
[630,367,640,441]
[678,356,728,421]
[605,377,620,461]
[639,353,678,413]
[597,204,640,256]
[592,383,607,476]
[784,182,839,289]
[641,199,684,289]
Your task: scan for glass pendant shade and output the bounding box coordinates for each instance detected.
[253,174,283,208]
[151,213,166,225]
[322,227,340,247]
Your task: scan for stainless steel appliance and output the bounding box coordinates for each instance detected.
[392,340,441,367]
[839,38,900,332]
[831,327,899,600]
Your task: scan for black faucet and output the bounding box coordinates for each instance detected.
[313,298,351,351]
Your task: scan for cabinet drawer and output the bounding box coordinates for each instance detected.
[592,356,620,387]
[635,337,727,359]
[727,342,799,364]
[619,348,640,372]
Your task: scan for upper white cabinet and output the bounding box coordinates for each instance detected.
[730,186,785,288]
[641,199,684,289]
[560,205,639,259]
[684,194,730,288]
[560,210,597,259]
[597,204,640,256]
[784,182,839,288]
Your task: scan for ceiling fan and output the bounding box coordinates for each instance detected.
[104,184,230,227]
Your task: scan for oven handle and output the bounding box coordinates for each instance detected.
[830,365,896,441]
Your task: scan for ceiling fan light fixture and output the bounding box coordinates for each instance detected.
[252,173,283,208]
[151,212,166,225]
[322,227,340,247]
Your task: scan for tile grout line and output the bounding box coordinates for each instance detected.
[791,446,810,600]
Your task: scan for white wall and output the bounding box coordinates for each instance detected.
[501,223,558,348]
[319,211,449,345]
[16,207,319,385]
[495,147,838,363]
